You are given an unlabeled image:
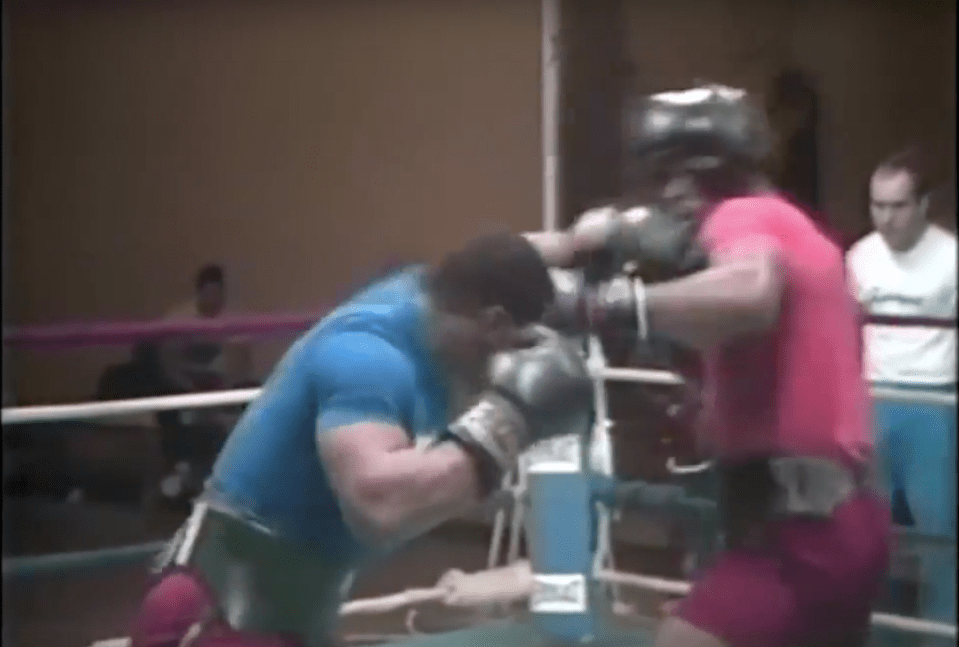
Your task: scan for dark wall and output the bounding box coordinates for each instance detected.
[559,0,627,223]
[622,0,956,238]
[8,1,544,401]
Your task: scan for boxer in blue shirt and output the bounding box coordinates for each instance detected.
[129,232,594,647]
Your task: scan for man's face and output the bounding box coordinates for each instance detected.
[196,282,225,317]
[642,149,712,220]
[661,171,707,219]
[870,170,925,252]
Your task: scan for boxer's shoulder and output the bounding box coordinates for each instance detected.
[709,194,802,225]
[699,195,782,253]
[926,224,958,261]
[306,328,416,386]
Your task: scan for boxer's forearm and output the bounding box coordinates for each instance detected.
[523,231,579,267]
[645,259,782,351]
[344,442,484,545]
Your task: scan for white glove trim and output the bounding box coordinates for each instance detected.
[631,278,649,341]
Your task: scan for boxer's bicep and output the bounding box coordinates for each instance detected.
[319,421,413,543]
[709,235,785,328]
[309,333,417,537]
[643,207,787,351]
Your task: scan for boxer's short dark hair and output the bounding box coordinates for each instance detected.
[431,232,555,326]
[874,147,928,198]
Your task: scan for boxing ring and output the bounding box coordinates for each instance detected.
[3,306,957,645]
[2,2,956,643]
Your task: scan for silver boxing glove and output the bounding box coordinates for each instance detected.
[442,326,593,494]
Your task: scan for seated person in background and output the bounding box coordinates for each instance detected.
[160,263,252,398]
[157,264,252,502]
[97,342,166,402]
[846,149,957,636]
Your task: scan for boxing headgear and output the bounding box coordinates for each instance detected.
[627,84,772,169]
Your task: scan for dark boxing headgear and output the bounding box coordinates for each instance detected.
[627,84,772,169]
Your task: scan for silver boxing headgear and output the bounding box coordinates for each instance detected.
[627,84,772,168]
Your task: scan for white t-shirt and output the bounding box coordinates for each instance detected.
[847,224,957,386]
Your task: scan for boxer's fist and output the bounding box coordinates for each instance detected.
[444,327,592,492]
[571,205,708,282]
[588,275,643,333]
[570,206,621,253]
[489,326,592,441]
[543,269,649,338]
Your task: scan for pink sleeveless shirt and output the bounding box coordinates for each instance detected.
[697,195,872,464]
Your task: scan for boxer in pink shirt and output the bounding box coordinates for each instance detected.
[547,84,892,646]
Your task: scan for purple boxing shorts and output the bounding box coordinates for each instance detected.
[129,569,303,647]
[676,491,892,647]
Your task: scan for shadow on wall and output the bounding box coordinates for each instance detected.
[928,184,956,232]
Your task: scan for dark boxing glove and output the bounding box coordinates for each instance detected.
[585,274,657,342]
[543,267,681,369]
[440,326,593,495]
[571,205,708,283]
[543,268,651,342]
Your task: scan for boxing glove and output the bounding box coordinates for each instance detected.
[543,268,651,342]
[587,275,645,335]
[441,326,593,494]
[571,205,708,283]
[542,268,589,335]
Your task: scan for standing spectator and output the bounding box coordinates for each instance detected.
[846,150,957,640]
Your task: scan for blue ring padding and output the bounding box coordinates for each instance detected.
[526,469,597,643]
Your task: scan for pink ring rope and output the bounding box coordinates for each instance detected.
[3,312,325,350]
[2,311,955,350]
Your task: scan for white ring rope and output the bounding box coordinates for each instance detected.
[2,388,261,425]
[3,373,953,426]
[329,560,957,638]
[10,354,956,641]
[588,336,622,604]
[90,560,956,647]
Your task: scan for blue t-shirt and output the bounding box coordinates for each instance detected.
[207,266,450,564]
